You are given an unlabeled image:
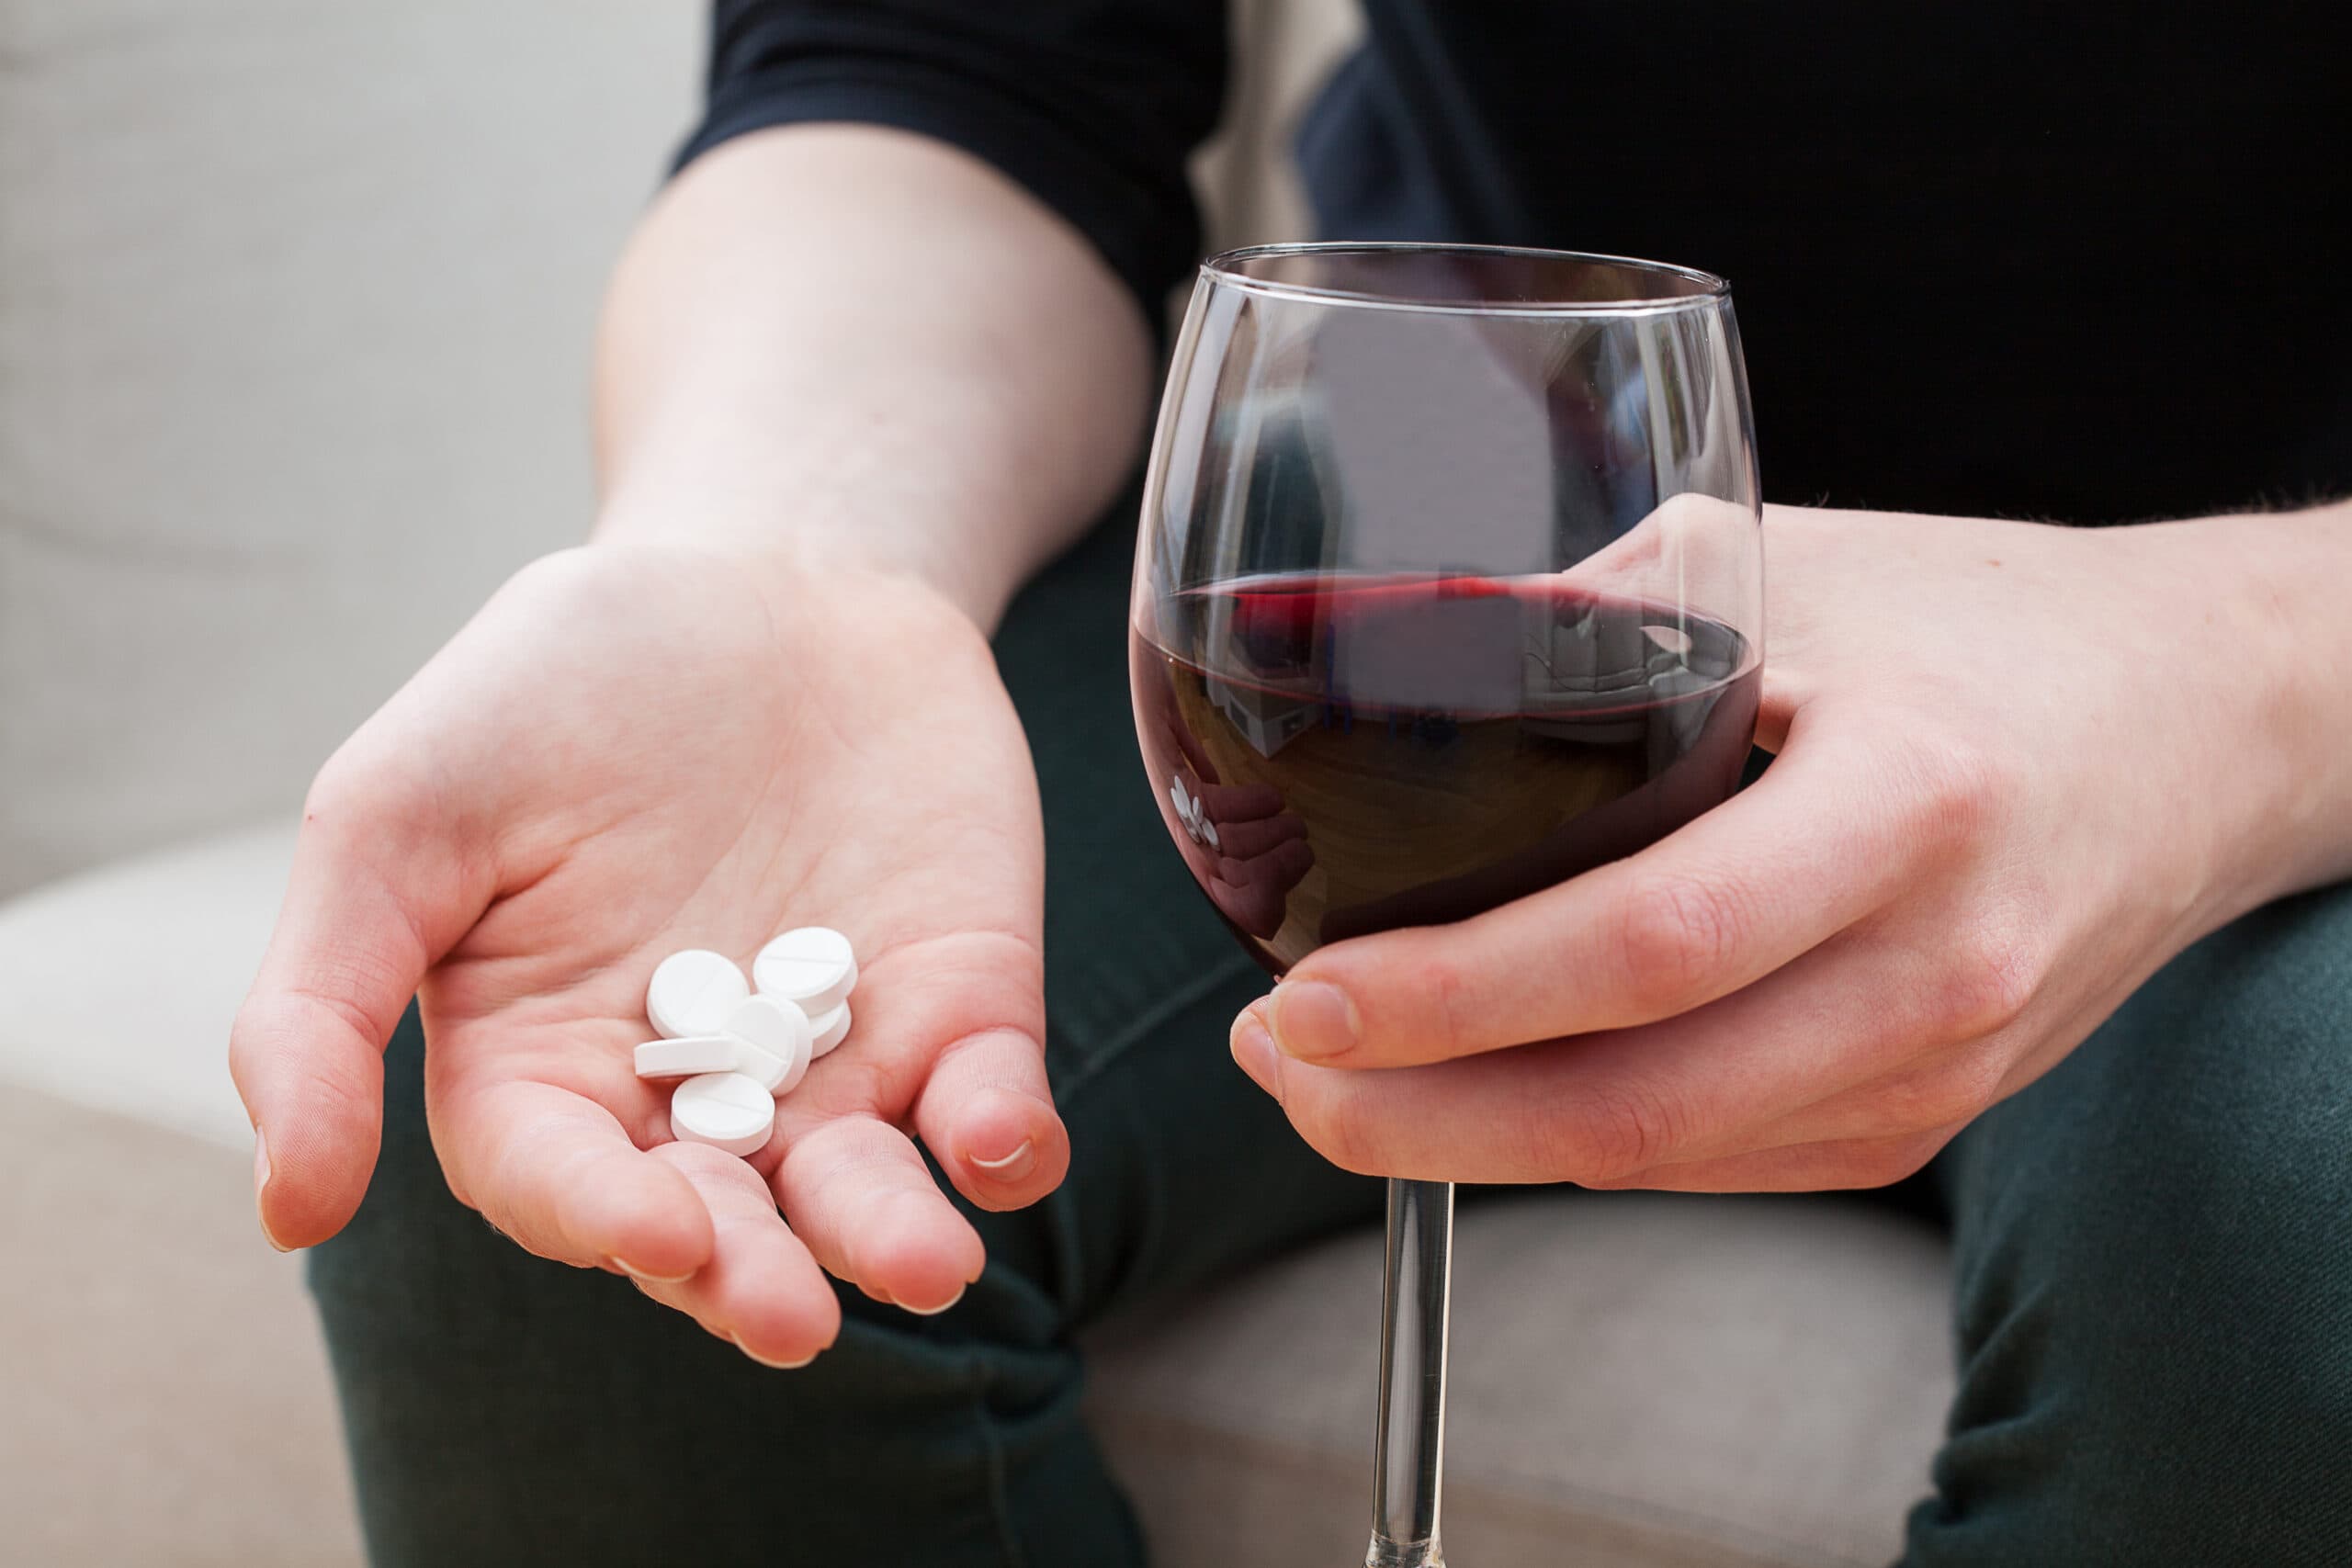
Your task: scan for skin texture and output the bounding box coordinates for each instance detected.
[1231,501,2352,1190]
[229,127,1150,1366]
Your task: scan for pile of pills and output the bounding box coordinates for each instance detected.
[1169,775,1218,850]
[636,927,859,1157]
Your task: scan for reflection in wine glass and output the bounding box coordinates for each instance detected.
[1141,642,1316,942]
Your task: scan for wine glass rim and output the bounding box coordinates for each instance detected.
[1199,242,1730,316]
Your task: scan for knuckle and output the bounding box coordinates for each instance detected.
[1930,926,2043,1039]
[303,739,425,845]
[1556,1077,1685,1184]
[1419,952,1479,1058]
[1847,1130,1954,1190]
[301,748,373,823]
[1905,735,2017,853]
[1615,873,1745,1011]
[1874,1055,2007,1134]
[1294,1084,1386,1179]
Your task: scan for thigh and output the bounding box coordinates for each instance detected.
[1902,880,2352,1567]
[309,517,1380,1567]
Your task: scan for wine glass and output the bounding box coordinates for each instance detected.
[1127,243,1763,1567]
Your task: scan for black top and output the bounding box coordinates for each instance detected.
[683,3,2351,523]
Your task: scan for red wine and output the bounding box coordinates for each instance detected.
[1131,573,1760,974]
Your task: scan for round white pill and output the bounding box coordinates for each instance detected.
[634,1035,741,1080]
[723,994,812,1095]
[753,927,857,1015]
[647,949,750,1038]
[669,1071,775,1157]
[808,998,852,1058]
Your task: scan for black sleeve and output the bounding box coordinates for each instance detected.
[677,1,1229,326]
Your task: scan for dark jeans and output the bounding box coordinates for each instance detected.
[311,519,2352,1566]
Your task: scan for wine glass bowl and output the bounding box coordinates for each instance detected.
[1128,243,1762,1567]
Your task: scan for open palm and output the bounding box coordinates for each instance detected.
[231,544,1067,1366]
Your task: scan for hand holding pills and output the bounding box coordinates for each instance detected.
[228,549,1071,1369]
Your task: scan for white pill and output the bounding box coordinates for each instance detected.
[646,949,750,1038]
[669,1071,775,1157]
[753,927,857,1015]
[634,1035,741,1079]
[1202,819,1220,850]
[1170,780,1191,821]
[808,998,852,1058]
[723,994,812,1095]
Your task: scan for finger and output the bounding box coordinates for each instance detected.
[1237,915,2003,1180]
[1207,812,1308,859]
[773,1115,986,1314]
[435,1077,715,1280]
[1581,1124,1962,1193]
[1196,781,1286,821]
[910,1027,1070,1211]
[1235,991,1969,1191]
[1269,716,1974,1066]
[1218,833,1314,891]
[631,1143,841,1368]
[230,767,489,1249]
[1560,492,1757,593]
[1227,938,1894,1184]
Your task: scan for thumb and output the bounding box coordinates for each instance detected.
[229,763,488,1249]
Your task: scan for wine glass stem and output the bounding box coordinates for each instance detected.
[1367,1178,1453,1568]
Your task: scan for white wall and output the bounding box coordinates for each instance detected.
[0,3,704,897]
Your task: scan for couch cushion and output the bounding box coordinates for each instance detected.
[0,819,297,1147]
[0,1083,363,1566]
[0,822,1957,1564]
[0,2,697,899]
[1087,1194,1953,1567]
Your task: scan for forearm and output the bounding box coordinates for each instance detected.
[2152,499,2352,916]
[591,124,1156,631]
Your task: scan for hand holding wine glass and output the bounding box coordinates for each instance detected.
[1229,501,2344,1192]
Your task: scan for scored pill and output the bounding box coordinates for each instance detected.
[634,1036,741,1079]
[669,1071,775,1157]
[753,927,857,1016]
[647,949,750,1038]
[724,994,812,1095]
[808,998,852,1058]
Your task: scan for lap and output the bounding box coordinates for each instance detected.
[1907,877,2352,1566]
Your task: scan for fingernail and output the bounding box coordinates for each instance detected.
[745,1347,818,1371]
[253,1129,293,1253]
[613,1257,696,1285]
[1229,1008,1280,1093]
[968,1140,1035,1180]
[899,1283,967,1317]
[1269,981,1360,1060]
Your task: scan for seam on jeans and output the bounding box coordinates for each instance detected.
[1049,952,1264,1109]
[970,1349,1029,1568]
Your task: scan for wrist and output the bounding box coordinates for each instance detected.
[590,488,1020,634]
[2155,502,2352,919]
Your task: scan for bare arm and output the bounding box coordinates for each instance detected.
[231,124,1174,1354]
[593,123,1158,630]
